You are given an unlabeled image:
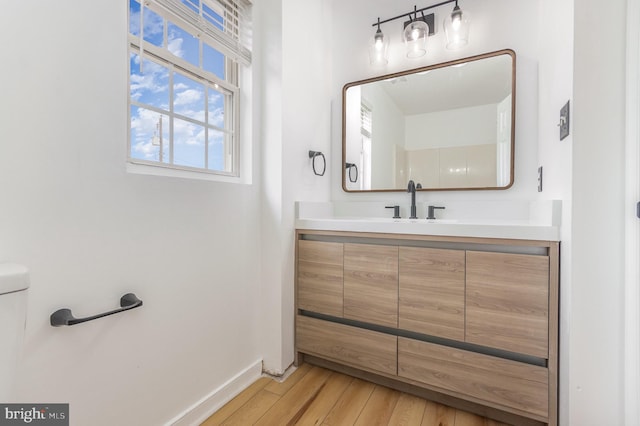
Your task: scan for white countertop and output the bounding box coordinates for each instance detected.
[295,217,560,241]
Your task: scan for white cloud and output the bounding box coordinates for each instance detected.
[129,8,164,41]
[174,119,205,146]
[209,107,224,127]
[168,36,184,59]
[175,89,203,106]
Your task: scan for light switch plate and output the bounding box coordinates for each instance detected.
[538,166,543,192]
[560,100,570,140]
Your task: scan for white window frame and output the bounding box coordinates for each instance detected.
[127,0,251,182]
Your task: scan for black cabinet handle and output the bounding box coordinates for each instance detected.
[50,293,143,327]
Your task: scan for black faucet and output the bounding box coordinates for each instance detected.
[407,180,422,219]
[427,205,445,220]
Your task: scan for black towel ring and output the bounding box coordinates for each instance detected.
[309,151,326,176]
[345,163,358,183]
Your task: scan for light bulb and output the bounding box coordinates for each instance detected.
[452,15,461,30]
[374,34,383,50]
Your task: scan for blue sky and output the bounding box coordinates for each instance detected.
[128,0,230,172]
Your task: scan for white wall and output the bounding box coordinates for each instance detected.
[405,104,497,150]
[570,0,627,424]
[259,0,333,375]
[0,2,262,425]
[331,0,540,207]
[536,0,574,424]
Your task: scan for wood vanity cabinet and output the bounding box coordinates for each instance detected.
[295,230,559,426]
[466,250,550,358]
[297,239,343,317]
[399,247,466,341]
[344,243,398,328]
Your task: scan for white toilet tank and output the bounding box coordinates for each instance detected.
[0,263,30,402]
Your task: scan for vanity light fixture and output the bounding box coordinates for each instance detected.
[369,0,470,62]
[404,6,430,58]
[369,18,390,65]
[443,0,471,49]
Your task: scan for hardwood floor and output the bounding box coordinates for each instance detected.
[201,364,511,426]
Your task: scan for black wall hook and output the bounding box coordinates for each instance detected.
[309,150,326,176]
[50,293,143,327]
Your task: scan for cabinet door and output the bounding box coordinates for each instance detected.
[399,247,465,341]
[344,243,398,328]
[466,251,549,358]
[297,315,397,375]
[297,240,343,317]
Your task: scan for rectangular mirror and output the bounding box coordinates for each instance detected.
[343,49,516,192]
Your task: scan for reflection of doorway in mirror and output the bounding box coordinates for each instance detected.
[360,101,373,190]
[497,94,512,186]
[361,137,371,190]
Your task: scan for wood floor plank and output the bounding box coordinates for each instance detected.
[321,378,375,426]
[294,372,353,425]
[201,366,518,426]
[201,377,271,425]
[354,385,401,426]
[484,419,511,426]
[255,366,332,425]
[263,363,313,396]
[454,410,488,426]
[388,393,428,425]
[219,389,280,426]
[421,401,456,426]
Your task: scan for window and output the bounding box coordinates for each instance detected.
[127,0,251,177]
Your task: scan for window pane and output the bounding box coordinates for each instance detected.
[181,0,199,14]
[130,53,170,109]
[168,22,199,67]
[208,129,227,172]
[203,44,225,80]
[143,8,165,47]
[130,0,165,47]
[129,0,141,36]
[131,107,169,164]
[203,4,224,31]
[173,73,205,122]
[173,118,205,168]
[208,87,226,127]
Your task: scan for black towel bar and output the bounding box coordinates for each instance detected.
[50,293,143,327]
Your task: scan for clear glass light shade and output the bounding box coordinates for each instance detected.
[443,6,471,50]
[403,19,429,58]
[368,28,390,65]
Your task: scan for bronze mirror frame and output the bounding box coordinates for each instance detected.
[341,49,516,193]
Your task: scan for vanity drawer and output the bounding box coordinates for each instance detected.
[398,337,548,419]
[296,315,397,375]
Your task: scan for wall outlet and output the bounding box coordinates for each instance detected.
[537,166,543,192]
[560,100,570,140]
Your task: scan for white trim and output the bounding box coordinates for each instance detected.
[625,0,640,424]
[166,358,262,426]
[126,162,249,184]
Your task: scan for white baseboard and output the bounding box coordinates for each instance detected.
[167,359,263,426]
